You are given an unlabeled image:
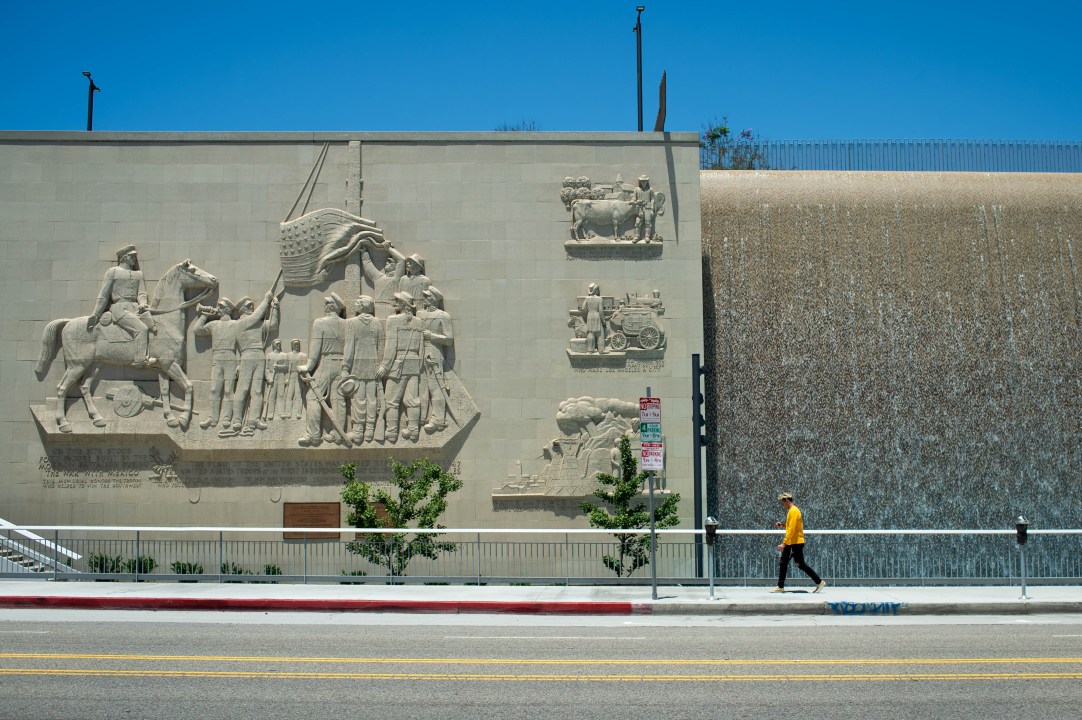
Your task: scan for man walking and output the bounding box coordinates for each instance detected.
[772,491,826,593]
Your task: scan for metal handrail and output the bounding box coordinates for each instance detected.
[0,519,81,559]
[5,525,1080,535]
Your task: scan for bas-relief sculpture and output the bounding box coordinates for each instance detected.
[31,206,479,456]
[34,248,219,432]
[493,397,666,499]
[567,283,666,367]
[261,339,289,423]
[562,174,666,259]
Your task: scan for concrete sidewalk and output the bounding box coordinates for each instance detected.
[1,580,1079,615]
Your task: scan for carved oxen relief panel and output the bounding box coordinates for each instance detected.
[562,174,666,259]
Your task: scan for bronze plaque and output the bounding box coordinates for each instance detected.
[283,502,341,540]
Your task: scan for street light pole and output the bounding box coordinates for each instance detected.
[82,72,100,132]
[634,6,644,132]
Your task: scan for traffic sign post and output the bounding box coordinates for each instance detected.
[640,442,664,471]
[639,422,662,443]
[639,397,661,423]
[640,394,660,600]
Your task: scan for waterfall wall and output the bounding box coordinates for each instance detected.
[701,171,1081,537]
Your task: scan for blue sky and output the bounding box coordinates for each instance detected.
[3,1,1079,139]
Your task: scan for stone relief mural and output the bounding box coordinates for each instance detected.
[32,210,479,455]
[493,397,666,500]
[281,208,386,288]
[34,249,219,433]
[562,174,666,259]
[567,283,666,368]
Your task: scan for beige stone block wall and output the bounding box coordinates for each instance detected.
[0,132,705,533]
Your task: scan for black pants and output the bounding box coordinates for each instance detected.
[778,543,821,587]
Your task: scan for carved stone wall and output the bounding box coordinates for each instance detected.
[0,132,705,531]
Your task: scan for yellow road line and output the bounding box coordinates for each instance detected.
[2,653,1081,667]
[0,668,1080,682]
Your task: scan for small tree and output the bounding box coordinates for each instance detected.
[580,435,681,577]
[341,459,463,578]
[700,116,769,170]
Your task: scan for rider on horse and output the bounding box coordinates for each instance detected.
[87,245,156,367]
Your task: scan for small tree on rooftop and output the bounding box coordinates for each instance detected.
[341,459,463,578]
[580,435,681,577]
[700,116,770,170]
[494,119,541,131]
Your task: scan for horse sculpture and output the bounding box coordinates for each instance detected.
[35,259,218,433]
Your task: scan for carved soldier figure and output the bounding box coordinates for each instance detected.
[297,293,348,447]
[581,283,606,354]
[193,297,239,429]
[228,292,278,436]
[378,291,425,443]
[88,245,156,367]
[361,245,406,319]
[398,253,432,302]
[633,175,659,243]
[418,286,453,433]
[262,339,289,422]
[285,338,307,419]
[341,295,384,444]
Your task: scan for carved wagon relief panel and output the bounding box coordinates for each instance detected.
[567,283,667,368]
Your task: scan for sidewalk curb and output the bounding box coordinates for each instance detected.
[649,600,1082,616]
[0,595,642,615]
[3,594,1081,616]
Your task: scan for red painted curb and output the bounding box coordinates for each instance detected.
[0,596,644,615]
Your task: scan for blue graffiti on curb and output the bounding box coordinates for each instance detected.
[827,601,905,616]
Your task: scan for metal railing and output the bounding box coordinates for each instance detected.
[1,526,1079,585]
[700,139,1082,173]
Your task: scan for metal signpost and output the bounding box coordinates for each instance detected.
[640,393,662,599]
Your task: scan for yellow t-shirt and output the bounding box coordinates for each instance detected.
[784,505,805,545]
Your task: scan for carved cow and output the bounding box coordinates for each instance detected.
[569,199,638,240]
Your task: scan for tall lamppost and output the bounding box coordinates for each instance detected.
[82,72,100,132]
[634,6,644,132]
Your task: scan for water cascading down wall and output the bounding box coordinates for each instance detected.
[701,171,1081,578]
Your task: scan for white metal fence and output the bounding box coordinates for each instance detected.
[2,526,1079,586]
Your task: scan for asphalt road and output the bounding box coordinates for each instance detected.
[1,611,1080,720]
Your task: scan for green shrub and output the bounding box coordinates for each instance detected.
[124,555,158,574]
[220,562,252,583]
[87,553,124,573]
